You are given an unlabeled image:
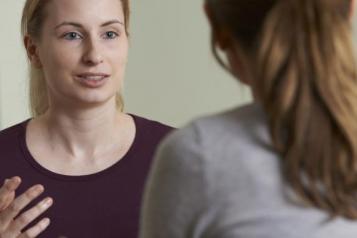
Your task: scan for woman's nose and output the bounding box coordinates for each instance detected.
[82,38,104,66]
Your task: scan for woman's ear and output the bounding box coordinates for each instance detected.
[204,3,231,51]
[24,35,42,68]
[350,0,355,19]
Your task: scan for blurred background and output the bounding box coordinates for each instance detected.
[3,1,353,128]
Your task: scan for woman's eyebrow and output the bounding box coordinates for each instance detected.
[101,20,124,27]
[54,20,124,30]
[55,21,82,29]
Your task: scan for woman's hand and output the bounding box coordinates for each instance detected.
[0,177,53,238]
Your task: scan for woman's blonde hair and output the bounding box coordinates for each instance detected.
[21,0,130,117]
[207,0,357,219]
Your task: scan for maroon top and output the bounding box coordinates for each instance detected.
[0,115,173,238]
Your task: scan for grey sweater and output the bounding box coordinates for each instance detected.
[140,103,357,238]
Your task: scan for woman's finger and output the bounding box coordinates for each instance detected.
[0,177,21,211]
[18,217,50,238]
[0,184,44,225]
[10,197,53,232]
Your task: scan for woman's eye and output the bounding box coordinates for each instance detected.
[104,31,119,39]
[63,32,82,40]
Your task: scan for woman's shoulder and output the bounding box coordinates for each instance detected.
[130,114,173,130]
[155,102,279,186]
[0,120,30,157]
[129,114,174,142]
[193,102,267,137]
[0,119,30,141]
[162,102,270,153]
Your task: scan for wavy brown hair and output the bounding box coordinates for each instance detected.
[206,0,357,219]
[21,0,130,116]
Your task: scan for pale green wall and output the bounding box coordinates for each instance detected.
[123,0,251,126]
[0,0,30,129]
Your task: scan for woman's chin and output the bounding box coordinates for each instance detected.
[63,94,117,110]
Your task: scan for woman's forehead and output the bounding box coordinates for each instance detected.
[44,0,124,26]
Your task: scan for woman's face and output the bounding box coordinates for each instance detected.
[33,0,128,108]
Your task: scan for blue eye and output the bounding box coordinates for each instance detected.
[104,31,119,39]
[63,32,82,40]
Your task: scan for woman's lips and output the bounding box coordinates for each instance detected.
[74,73,110,88]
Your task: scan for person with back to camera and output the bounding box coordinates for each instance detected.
[0,0,173,237]
[140,0,357,237]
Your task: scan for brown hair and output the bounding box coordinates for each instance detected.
[21,0,130,116]
[207,0,357,219]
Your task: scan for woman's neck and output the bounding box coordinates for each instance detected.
[36,100,129,161]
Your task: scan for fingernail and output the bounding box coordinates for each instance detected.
[41,197,53,207]
[29,185,44,196]
[8,177,21,186]
[34,185,44,192]
[11,176,20,182]
[3,178,17,190]
[42,217,51,226]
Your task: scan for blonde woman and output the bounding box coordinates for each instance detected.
[141,0,357,237]
[0,0,172,237]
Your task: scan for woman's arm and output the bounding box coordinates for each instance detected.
[140,125,210,238]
